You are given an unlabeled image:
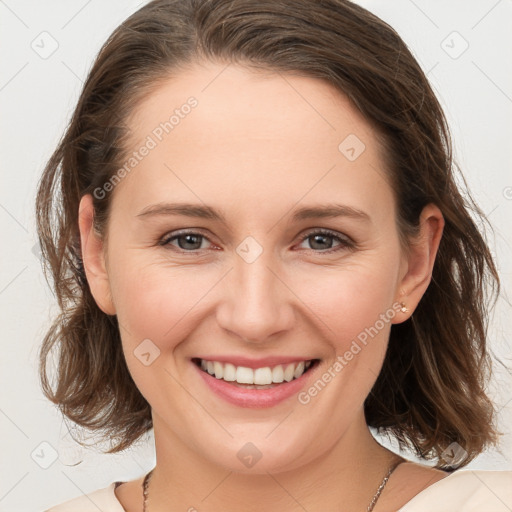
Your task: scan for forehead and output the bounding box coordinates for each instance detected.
[112,61,393,223]
[127,61,375,152]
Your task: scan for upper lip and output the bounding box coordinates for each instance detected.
[192,356,318,369]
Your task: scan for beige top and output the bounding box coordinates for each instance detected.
[45,470,512,511]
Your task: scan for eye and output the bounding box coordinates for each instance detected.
[297,229,355,252]
[159,229,355,254]
[159,231,213,251]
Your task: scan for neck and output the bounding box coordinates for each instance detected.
[147,411,398,512]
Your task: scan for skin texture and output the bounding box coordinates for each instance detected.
[78,61,446,511]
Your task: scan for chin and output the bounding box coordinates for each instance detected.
[198,428,318,475]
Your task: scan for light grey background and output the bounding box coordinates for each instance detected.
[0,1,511,511]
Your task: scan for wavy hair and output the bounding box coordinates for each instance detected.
[36,0,500,466]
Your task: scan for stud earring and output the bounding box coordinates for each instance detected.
[399,302,408,313]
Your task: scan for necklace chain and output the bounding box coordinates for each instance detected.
[142,458,402,512]
[366,459,402,512]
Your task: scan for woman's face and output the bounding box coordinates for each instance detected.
[81,61,438,473]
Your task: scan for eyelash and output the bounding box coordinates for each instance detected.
[158,229,355,254]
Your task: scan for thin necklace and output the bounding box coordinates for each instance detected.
[367,458,402,512]
[142,458,402,512]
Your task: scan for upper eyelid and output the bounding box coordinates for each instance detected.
[160,228,353,249]
[159,228,213,244]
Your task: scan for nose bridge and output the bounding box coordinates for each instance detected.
[217,241,294,342]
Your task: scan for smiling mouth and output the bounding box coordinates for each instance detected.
[192,358,320,389]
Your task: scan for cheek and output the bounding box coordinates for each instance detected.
[108,258,214,403]
[289,258,400,430]
[295,253,400,349]
[108,225,402,351]
[109,254,223,351]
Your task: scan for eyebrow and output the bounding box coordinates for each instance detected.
[136,202,371,224]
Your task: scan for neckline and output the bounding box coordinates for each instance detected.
[111,469,461,511]
[397,469,464,510]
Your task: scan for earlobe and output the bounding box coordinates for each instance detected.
[393,204,444,323]
[78,194,116,315]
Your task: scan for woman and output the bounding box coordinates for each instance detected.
[37,0,511,510]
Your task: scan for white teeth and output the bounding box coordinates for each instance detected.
[223,363,236,382]
[254,367,273,385]
[198,359,313,385]
[283,363,295,382]
[272,365,284,383]
[236,366,254,384]
[293,361,305,379]
[214,361,224,379]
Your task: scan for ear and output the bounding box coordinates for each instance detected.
[393,203,444,324]
[78,194,116,315]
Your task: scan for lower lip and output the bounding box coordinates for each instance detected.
[194,362,317,408]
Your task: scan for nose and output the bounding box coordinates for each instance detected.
[216,248,296,343]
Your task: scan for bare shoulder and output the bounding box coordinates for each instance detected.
[394,461,448,483]
[376,461,449,511]
[114,475,145,512]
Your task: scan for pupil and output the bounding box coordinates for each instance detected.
[179,234,201,250]
[176,234,334,251]
[311,234,331,250]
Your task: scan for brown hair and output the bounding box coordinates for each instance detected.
[36,0,500,467]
